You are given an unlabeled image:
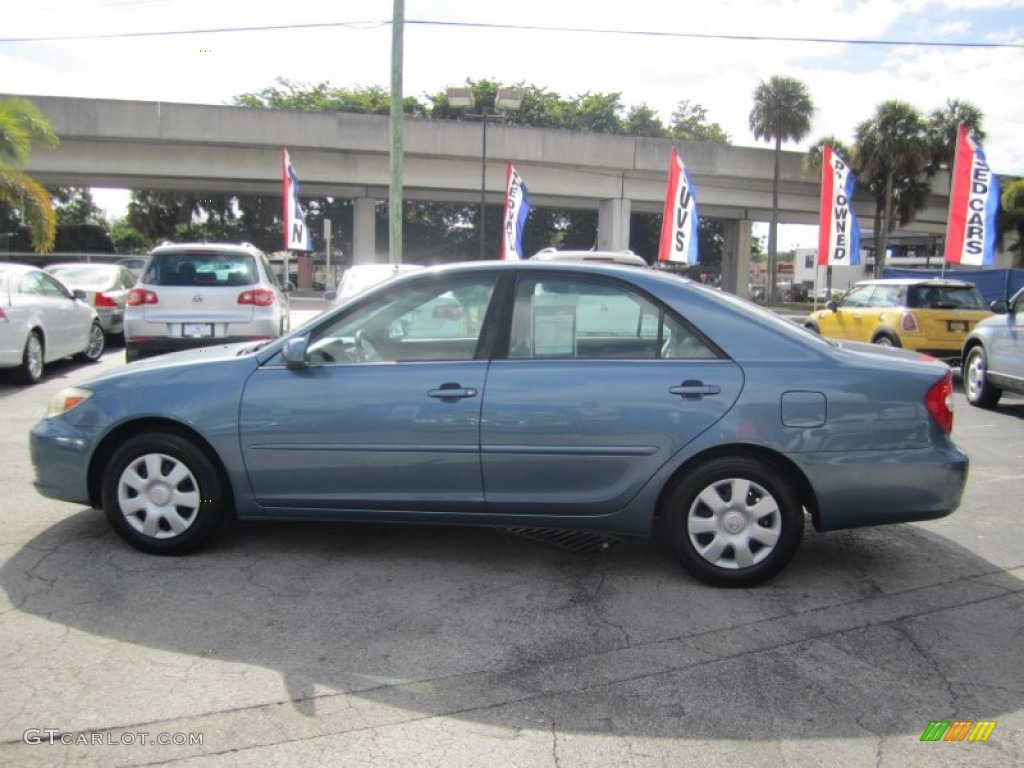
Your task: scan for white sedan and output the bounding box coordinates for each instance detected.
[0,263,105,384]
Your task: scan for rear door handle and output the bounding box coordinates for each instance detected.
[670,381,722,398]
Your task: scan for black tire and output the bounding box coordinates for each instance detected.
[13,331,45,385]
[77,321,106,362]
[664,457,804,588]
[872,333,901,348]
[101,433,232,555]
[964,344,1001,409]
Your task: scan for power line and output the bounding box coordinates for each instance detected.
[1,17,1022,49]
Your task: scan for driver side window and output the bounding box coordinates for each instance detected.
[305,276,497,364]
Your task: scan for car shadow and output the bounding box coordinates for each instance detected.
[2,510,1021,745]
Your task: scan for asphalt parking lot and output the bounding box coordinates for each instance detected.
[0,301,1021,767]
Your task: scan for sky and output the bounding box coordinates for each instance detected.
[3,0,1023,251]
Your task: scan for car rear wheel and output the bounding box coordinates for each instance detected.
[13,331,45,385]
[664,457,804,587]
[102,433,231,554]
[872,333,900,348]
[77,321,106,362]
[964,345,1002,409]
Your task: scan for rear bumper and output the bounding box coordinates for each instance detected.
[126,335,268,362]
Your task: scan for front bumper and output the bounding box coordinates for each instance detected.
[30,418,98,507]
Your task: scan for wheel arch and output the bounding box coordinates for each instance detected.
[87,418,234,515]
[653,444,820,533]
[870,327,901,345]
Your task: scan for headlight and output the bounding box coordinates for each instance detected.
[46,387,93,418]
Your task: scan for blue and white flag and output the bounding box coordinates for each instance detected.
[282,147,313,252]
[502,162,531,260]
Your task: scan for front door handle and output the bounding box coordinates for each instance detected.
[428,382,478,402]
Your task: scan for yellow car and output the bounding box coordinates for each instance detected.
[804,278,991,365]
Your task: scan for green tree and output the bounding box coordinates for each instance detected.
[927,98,985,189]
[749,75,815,303]
[1001,178,1024,267]
[854,101,930,277]
[0,97,60,252]
[670,101,730,143]
[50,186,105,226]
[110,219,151,253]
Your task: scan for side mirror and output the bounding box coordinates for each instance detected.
[282,281,295,293]
[280,336,308,365]
[72,288,87,301]
[988,299,1008,314]
[825,300,838,312]
[323,290,337,302]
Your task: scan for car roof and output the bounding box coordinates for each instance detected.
[854,278,977,288]
[149,242,264,256]
[529,248,649,267]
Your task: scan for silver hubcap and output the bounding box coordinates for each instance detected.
[687,477,782,570]
[26,336,43,380]
[86,324,104,359]
[874,337,893,347]
[966,352,985,400]
[117,453,200,539]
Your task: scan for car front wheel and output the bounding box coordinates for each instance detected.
[964,344,1002,409]
[664,457,804,587]
[13,331,45,384]
[101,433,231,554]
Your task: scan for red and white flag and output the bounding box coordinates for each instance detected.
[658,147,699,264]
[945,125,1000,267]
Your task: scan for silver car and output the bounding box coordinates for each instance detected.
[124,242,290,363]
[0,263,105,384]
[962,286,1024,408]
[45,262,137,338]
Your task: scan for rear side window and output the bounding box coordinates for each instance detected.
[907,285,986,309]
[143,252,258,287]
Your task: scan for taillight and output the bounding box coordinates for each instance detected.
[238,289,275,307]
[94,292,118,308]
[901,312,919,333]
[925,371,954,435]
[127,288,158,306]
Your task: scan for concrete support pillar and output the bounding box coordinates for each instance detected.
[721,218,753,297]
[597,198,631,251]
[352,196,377,264]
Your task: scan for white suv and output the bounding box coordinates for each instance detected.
[124,242,290,362]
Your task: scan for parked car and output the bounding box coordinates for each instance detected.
[115,257,149,280]
[124,242,290,362]
[0,263,105,384]
[803,278,991,365]
[530,248,649,267]
[30,261,967,587]
[45,262,137,338]
[961,286,1024,408]
[325,263,424,305]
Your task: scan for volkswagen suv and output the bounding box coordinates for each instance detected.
[124,242,290,362]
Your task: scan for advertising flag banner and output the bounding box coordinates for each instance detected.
[817,146,861,266]
[502,162,531,260]
[945,125,1000,267]
[658,147,699,264]
[283,147,313,252]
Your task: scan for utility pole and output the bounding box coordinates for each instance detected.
[389,0,404,264]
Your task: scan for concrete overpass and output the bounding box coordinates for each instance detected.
[10,94,954,292]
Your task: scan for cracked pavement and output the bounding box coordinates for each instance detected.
[1,313,1022,767]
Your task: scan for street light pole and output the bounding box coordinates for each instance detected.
[447,87,523,261]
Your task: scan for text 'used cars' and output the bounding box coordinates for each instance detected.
[31,261,968,587]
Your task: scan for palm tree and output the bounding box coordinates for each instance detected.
[749,75,815,303]
[0,97,60,252]
[854,101,930,277]
[927,98,985,191]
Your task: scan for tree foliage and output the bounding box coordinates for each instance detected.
[0,97,60,253]
[1001,178,1024,265]
[50,186,105,226]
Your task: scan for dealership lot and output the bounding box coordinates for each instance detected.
[1,300,1021,767]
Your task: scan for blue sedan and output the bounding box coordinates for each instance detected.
[30,261,968,587]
